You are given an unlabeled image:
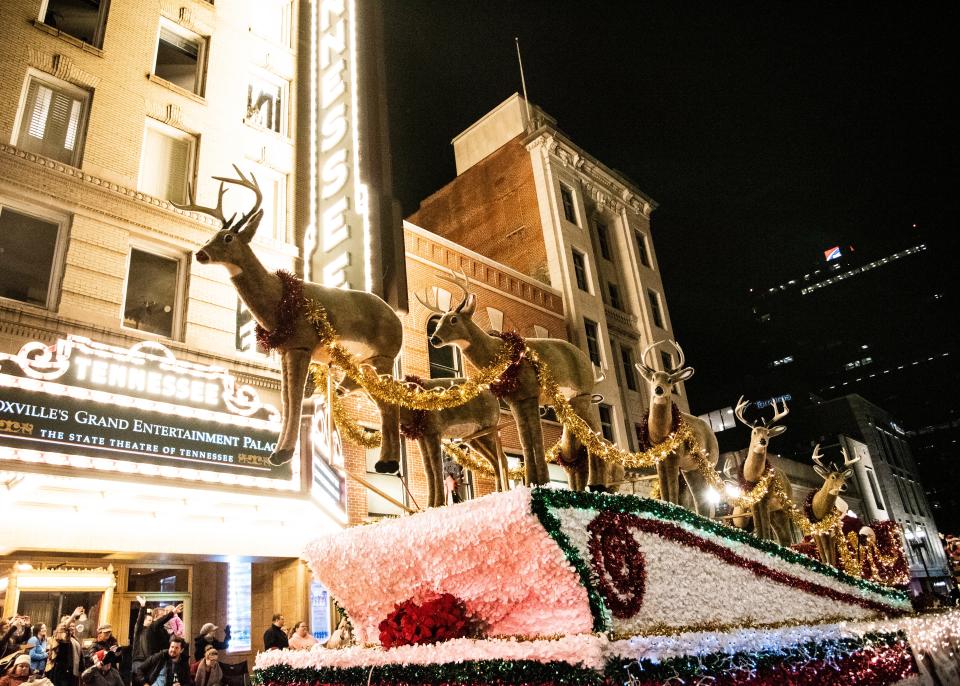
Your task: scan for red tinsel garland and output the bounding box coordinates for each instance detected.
[635,404,682,450]
[488,331,526,398]
[399,375,429,440]
[255,270,304,351]
[588,511,647,618]
[378,593,474,649]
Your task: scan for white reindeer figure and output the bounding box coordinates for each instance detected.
[727,396,794,544]
[810,444,860,566]
[419,273,609,490]
[177,167,403,470]
[634,340,719,514]
[399,378,508,507]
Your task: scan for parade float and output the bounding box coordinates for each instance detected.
[184,169,960,685]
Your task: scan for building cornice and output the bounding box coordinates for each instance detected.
[524,127,658,218]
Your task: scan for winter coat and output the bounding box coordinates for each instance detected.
[133,651,190,686]
[144,614,177,658]
[193,661,222,686]
[132,607,150,663]
[191,628,229,666]
[261,626,287,652]
[80,666,123,686]
[27,636,48,673]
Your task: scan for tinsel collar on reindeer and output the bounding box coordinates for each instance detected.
[635,404,682,450]
[488,331,526,398]
[255,269,304,351]
[399,375,429,440]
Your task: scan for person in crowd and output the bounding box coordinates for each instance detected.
[1,616,27,663]
[27,624,47,674]
[0,654,33,686]
[262,615,287,651]
[131,597,153,678]
[191,625,229,667]
[161,610,184,641]
[286,623,315,651]
[86,626,117,662]
[144,606,183,658]
[192,647,220,686]
[80,651,121,686]
[133,637,189,686]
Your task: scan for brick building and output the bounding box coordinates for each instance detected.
[409,94,688,462]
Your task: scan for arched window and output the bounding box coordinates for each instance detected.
[427,315,463,379]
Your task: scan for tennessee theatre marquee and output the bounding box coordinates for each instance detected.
[0,335,294,488]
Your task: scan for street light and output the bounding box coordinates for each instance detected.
[905,526,932,595]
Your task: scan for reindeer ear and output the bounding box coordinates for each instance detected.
[458,293,477,317]
[813,465,829,479]
[237,209,264,244]
[635,363,654,382]
[670,367,695,384]
[767,425,787,437]
[842,468,853,478]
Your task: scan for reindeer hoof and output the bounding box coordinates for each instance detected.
[268,448,295,466]
[588,484,610,493]
[374,459,400,474]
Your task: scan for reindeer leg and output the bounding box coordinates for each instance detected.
[682,467,713,517]
[752,497,773,541]
[511,398,549,485]
[418,437,443,508]
[358,355,402,474]
[470,433,505,492]
[770,508,793,546]
[656,453,681,504]
[269,348,311,466]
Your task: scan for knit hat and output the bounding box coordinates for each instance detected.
[97,624,112,633]
[199,623,217,636]
[13,654,31,668]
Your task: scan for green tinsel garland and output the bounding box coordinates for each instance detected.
[253,659,603,686]
[530,488,908,605]
[529,490,610,632]
[604,630,909,683]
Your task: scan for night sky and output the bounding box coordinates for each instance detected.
[381,2,958,415]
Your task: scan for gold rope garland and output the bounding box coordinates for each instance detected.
[309,365,383,449]
[443,441,526,481]
[306,301,515,411]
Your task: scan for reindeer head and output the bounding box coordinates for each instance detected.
[812,444,860,497]
[174,165,264,276]
[417,271,478,349]
[734,396,789,454]
[634,340,693,405]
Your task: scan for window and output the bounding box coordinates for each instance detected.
[122,248,183,339]
[250,0,292,46]
[608,282,623,310]
[572,249,588,291]
[660,351,673,372]
[599,404,614,442]
[127,568,189,592]
[635,231,651,267]
[227,562,252,651]
[583,318,600,366]
[559,184,576,224]
[16,74,90,165]
[42,0,110,48]
[246,74,286,135]
[0,204,64,308]
[866,468,885,510]
[596,221,612,260]
[620,344,637,391]
[427,316,463,378]
[154,20,205,95]
[365,442,406,517]
[139,121,195,203]
[647,289,665,328]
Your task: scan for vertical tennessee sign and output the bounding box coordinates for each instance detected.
[305,0,368,291]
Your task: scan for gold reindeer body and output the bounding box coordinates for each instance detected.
[728,397,793,543]
[398,378,507,507]
[420,273,610,491]
[180,167,403,469]
[810,444,859,566]
[635,341,720,515]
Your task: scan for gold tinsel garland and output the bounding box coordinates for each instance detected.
[442,441,526,481]
[690,449,775,510]
[305,300,516,411]
[769,475,846,536]
[309,365,383,449]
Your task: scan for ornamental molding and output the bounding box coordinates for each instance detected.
[159,3,214,36]
[0,143,218,241]
[27,47,101,89]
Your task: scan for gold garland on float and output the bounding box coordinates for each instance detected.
[309,364,383,449]
[442,441,526,481]
[306,301,516,411]
[689,449,776,510]
[768,475,846,537]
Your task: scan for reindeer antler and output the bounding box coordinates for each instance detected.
[734,396,755,427]
[665,339,686,373]
[811,443,831,479]
[842,446,860,469]
[212,164,263,231]
[637,340,663,376]
[438,269,470,311]
[173,181,230,225]
[414,288,445,314]
[767,398,790,425]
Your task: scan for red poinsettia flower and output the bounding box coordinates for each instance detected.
[378,593,475,649]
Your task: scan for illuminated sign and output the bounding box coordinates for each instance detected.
[754,394,792,409]
[305,0,369,291]
[0,335,296,489]
[824,246,841,262]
